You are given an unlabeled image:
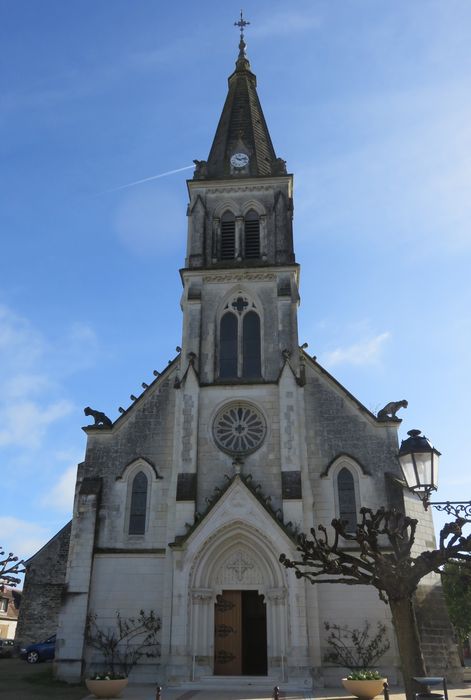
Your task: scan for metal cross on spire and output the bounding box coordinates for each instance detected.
[234,10,250,39]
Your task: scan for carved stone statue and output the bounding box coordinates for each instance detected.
[273,157,287,175]
[193,159,207,179]
[84,406,112,428]
[377,400,408,421]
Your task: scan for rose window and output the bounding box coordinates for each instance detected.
[213,403,266,455]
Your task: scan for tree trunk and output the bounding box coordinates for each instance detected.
[389,597,427,700]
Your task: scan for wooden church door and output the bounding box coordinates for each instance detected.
[214,591,242,675]
[214,590,267,676]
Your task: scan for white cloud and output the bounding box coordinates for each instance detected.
[0,399,74,449]
[0,304,97,450]
[40,464,77,514]
[0,304,44,368]
[3,373,53,400]
[0,517,53,562]
[321,332,391,368]
[59,322,100,374]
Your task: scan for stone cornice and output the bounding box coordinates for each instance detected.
[180,265,300,286]
[187,174,293,197]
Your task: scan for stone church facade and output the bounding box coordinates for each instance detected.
[51,35,454,688]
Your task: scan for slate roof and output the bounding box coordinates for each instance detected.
[203,38,283,179]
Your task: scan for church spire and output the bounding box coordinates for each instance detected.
[196,13,287,181]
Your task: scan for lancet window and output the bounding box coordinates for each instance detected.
[337,467,357,532]
[129,471,148,535]
[219,295,261,379]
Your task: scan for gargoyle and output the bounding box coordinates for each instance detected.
[193,159,207,179]
[84,406,112,428]
[273,157,287,175]
[377,399,408,421]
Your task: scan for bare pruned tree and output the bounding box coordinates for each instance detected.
[280,507,471,700]
[0,547,25,591]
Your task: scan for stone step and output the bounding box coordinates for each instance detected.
[174,675,310,691]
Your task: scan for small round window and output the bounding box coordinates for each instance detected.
[213,403,266,455]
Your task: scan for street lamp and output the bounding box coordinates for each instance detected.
[398,428,471,518]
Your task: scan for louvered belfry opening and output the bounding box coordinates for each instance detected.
[244,210,260,258]
[221,211,236,260]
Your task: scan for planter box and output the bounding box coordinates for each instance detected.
[85,678,129,698]
[342,677,387,700]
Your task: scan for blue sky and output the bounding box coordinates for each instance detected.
[1,1,471,560]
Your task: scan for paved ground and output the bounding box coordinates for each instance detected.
[2,660,471,700]
[79,684,471,700]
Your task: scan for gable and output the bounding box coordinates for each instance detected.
[172,475,296,553]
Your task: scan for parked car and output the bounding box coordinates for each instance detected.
[20,635,56,663]
[0,639,17,658]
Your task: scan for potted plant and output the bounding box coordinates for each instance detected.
[324,621,390,700]
[85,609,161,698]
[85,671,128,699]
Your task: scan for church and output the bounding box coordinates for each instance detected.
[43,24,456,689]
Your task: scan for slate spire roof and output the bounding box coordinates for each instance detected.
[199,32,287,180]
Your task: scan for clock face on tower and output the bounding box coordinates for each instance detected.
[230,152,249,168]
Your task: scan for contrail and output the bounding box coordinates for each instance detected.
[101,164,195,194]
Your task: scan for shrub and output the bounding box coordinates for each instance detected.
[324,621,390,671]
[86,609,161,677]
[347,670,383,681]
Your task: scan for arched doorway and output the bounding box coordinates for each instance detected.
[188,522,288,678]
[214,589,267,675]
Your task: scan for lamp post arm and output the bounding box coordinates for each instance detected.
[427,500,471,520]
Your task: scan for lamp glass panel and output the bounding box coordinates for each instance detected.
[431,453,439,490]
[399,453,419,489]
[413,451,433,488]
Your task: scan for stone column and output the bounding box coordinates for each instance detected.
[212,217,220,262]
[235,216,244,261]
[190,589,215,678]
[260,214,267,261]
[266,587,288,678]
[55,479,101,682]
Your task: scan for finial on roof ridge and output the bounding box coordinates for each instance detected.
[234,10,251,71]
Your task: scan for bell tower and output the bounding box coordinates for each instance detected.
[181,17,300,385]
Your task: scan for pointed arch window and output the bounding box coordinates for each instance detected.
[242,311,261,377]
[218,296,262,379]
[129,471,148,535]
[220,312,238,378]
[244,209,260,259]
[220,211,236,260]
[337,467,357,532]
